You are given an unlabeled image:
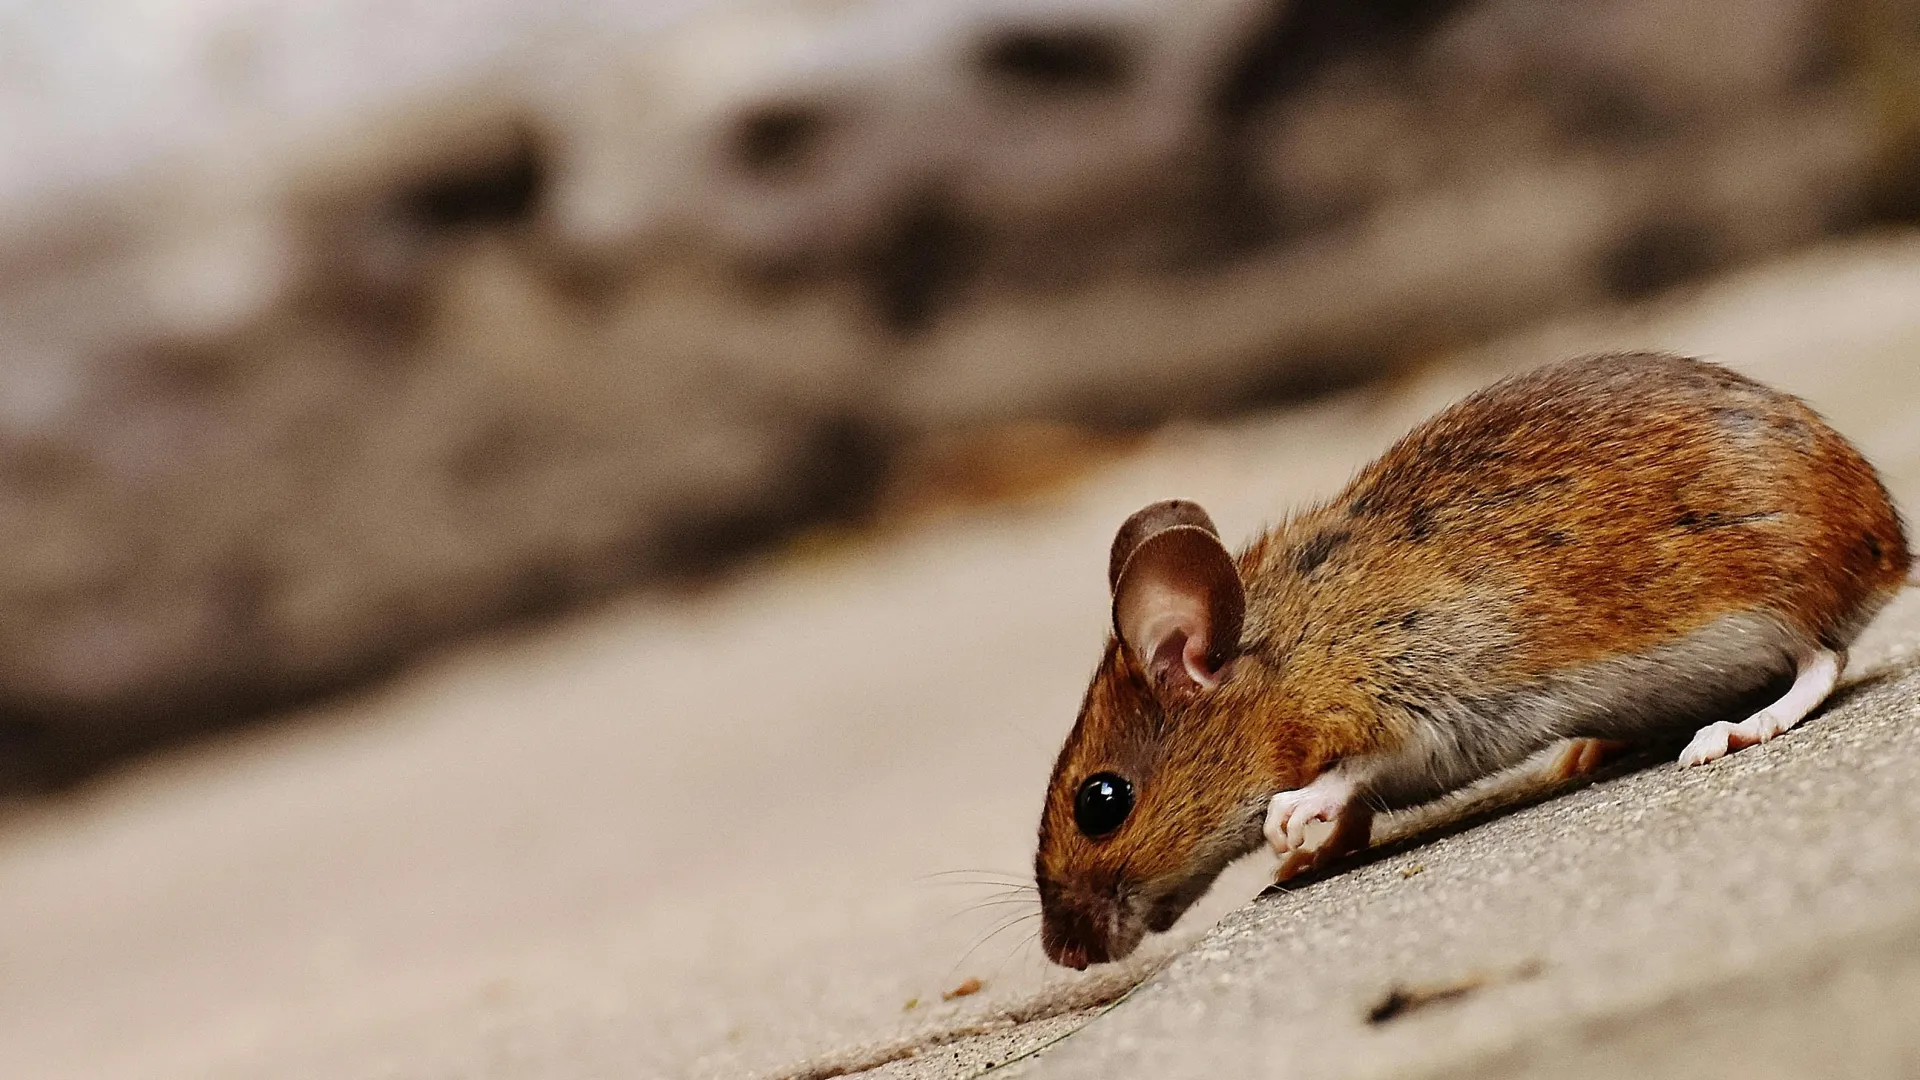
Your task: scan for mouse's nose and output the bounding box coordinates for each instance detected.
[1046,939,1091,970]
[1039,900,1113,969]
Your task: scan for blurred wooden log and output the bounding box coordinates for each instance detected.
[0,0,1912,782]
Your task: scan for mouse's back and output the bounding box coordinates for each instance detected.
[1235,352,1908,804]
[1252,353,1906,665]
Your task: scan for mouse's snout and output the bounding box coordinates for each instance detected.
[1042,932,1097,971]
[1039,899,1108,970]
[1037,875,1145,969]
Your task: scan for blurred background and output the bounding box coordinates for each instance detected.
[1,1,1918,1078]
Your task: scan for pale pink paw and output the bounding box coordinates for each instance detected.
[1680,648,1842,768]
[1264,786,1348,859]
[1679,721,1736,767]
[1544,738,1630,781]
[1679,712,1785,767]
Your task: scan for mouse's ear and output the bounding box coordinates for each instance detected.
[1109,501,1245,693]
[1109,500,1220,590]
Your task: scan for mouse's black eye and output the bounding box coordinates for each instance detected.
[1074,772,1134,838]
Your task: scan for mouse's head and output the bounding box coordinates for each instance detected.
[1035,500,1281,969]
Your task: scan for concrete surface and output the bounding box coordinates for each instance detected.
[1,233,1918,1080]
[6,0,1920,763]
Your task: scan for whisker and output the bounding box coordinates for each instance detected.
[922,878,1039,892]
[989,926,1044,982]
[918,869,1034,884]
[963,887,1040,903]
[951,911,1042,975]
[951,897,1042,919]
[951,914,1027,974]
[921,868,1025,876]
[956,887,1044,903]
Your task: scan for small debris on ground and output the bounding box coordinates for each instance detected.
[1399,862,1426,879]
[943,977,984,1001]
[1366,960,1543,1024]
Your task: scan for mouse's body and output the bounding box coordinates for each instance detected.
[1036,353,1909,969]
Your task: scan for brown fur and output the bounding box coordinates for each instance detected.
[1036,353,1909,968]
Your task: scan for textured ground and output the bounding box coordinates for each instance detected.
[2,233,1918,1080]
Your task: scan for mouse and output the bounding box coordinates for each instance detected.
[1033,352,1911,969]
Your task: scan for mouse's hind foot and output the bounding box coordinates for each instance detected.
[1543,738,1632,782]
[1679,647,1843,767]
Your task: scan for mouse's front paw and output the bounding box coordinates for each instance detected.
[1265,770,1372,881]
[1264,787,1345,856]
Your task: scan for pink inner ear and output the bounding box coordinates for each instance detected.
[1111,521,1243,696]
[1181,634,1220,688]
[1130,589,1220,690]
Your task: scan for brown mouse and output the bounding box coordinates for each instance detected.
[1034,353,1911,969]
